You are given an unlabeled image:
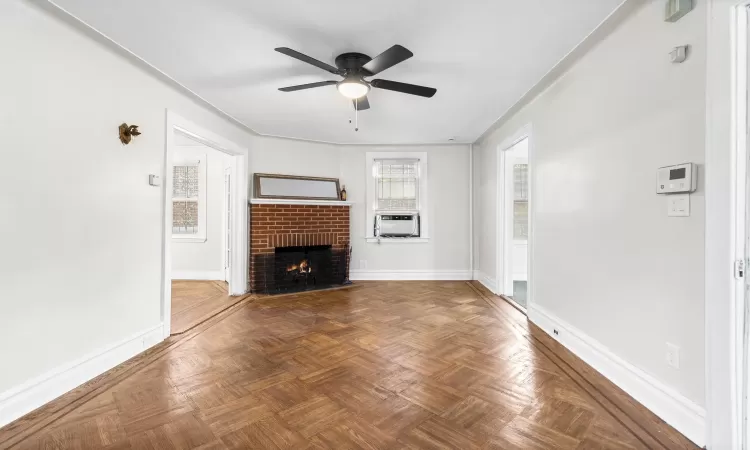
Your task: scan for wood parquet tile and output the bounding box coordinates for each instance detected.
[171,280,247,335]
[1,281,698,449]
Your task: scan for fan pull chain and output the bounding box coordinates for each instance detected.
[355,98,359,132]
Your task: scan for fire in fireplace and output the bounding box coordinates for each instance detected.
[252,244,348,294]
[287,258,311,274]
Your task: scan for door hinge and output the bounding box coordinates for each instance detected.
[735,259,745,279]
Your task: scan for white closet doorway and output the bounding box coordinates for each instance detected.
[497,134,531,312]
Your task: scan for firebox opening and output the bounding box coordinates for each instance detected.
[250,244,347,295]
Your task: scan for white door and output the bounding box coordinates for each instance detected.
[224,167,232,283]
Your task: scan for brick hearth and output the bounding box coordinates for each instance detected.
[249,203,351,292]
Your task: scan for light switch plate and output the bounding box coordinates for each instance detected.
[666,343,680,369]
[149,174,161,187]
[667,194,690,217]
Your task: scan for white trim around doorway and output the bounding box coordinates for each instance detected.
[162,110,249,338]
[495,124,534,312]
[705,0,750,447]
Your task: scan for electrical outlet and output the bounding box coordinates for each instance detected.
[666,343,680,369]
[360,260,367,270]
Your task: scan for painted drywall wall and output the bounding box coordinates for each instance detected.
[249,136,341,189]
[0,1,258,399]
[171,145,228,279]
[340,145,471,275]
[473,0,706,409]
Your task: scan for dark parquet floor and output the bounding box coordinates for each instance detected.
[1,281,697,449]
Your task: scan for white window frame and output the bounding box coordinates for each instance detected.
[365,151,429,243]
[172,154,207,243]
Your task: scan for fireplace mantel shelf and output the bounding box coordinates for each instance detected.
[250,198,354,206]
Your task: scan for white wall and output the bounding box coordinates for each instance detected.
[171,144,228,279]
[249,136,341,185]
[340,145,472,277]
[0,1,259,407]
[473,0,706,424]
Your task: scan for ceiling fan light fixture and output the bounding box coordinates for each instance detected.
[337,80,370,99]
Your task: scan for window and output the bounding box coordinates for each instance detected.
[513,164,528,240]
[374,159,419,210]
[366,151,429,242]
[172,156,207,242]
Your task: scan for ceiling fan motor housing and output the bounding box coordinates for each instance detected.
[335,52,373,75]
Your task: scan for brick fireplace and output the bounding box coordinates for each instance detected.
[249,202,351,294]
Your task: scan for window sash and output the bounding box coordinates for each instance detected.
[172,160,202,236]
[374,159,419,211]
[173,164,200,199]
[513,164,528,201]
[513,164,529,240]
[172,199,199,234]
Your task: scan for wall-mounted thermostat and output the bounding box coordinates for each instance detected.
[656,163,697,194]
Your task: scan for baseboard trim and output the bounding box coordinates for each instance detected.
[475,271,498,294]
[0,324,164,428]
[528,304,706,447]
[172,270,225,281]
[349,270,472,281]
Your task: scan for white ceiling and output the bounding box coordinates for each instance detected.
[52,0,624,145]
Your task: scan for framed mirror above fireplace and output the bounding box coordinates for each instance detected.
[253,173,340,200]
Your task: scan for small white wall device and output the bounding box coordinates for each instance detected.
[669,46,688,64]
[665,0,692,22]
[656,163,696,194]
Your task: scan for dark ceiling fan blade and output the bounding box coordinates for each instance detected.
[278,81,337,92]
[275,47,340,74]
[371,79,436,98]
[361,45,413,75]
[353,96,370,111]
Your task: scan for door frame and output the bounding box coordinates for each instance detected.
[223,166,232,283]
[737,4,750,447]
[706,0,750,447]
[161,110,248,338]
[495,124,534,311]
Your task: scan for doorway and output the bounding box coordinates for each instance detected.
[162,111,248,337]
[169,136,235,333]
[496,129,532,312]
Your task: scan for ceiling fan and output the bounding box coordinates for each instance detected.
[275,45,437,111]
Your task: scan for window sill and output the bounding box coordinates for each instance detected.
[365,237,429,244]
[172,236,207,243]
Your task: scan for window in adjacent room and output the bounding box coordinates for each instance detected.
[172,156,207,242]
[365,151,429,241]
[513,163,529,240]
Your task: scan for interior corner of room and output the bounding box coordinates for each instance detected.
[0,0,746,448]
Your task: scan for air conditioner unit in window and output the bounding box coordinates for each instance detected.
[375,213,420,238]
